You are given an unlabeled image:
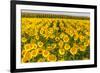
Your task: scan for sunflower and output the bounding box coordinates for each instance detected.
[79,45,86,52]
[42,50,50,57]
[51,43,57,49]
[59,49,65,55]
[24,44,34,51]
[31,49,38,57]
[47,54,57,62]
[21,37,27,43]
[70,47,78,55]
[79,34,84,42]
[38,41,44,47]
[38,58,45,62]
[35,35,39,40]
[58,40,64,48]
[47,45,52,51]
[74,33,79,40]
[55,37,60,41]
[22,49,27,56]
[64,44,70,50]
[40,28,45,35]
[22,51,32,63]
[84,40,90,47]
[31,43,37,49]
[63,35,69,42]
[60,33,65,39]
[38,48,43,54]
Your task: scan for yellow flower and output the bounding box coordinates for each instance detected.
[22,51,32,63]
[38,58,45,62]
[42,50,50,57]
[79,45,86,52]
[22,49,27,56]
[58,40,64,48]
[38,48,43,54]
[40,28,45,35]
[21,37,27,43]
[63,35,69,42]
[70,47,78,55]
[79,34,84,42]
[74,33,79,40]
[64,44,70,50]
[47,54,57,62]
[24,44,34,51]
[38,41,44,47]
[48,28,53,34]
[55,37,60,41]
[31,49,38,57]
[51,43,57,49]
[84,40,90,47]
[50,34,55,39]
[60,33,65,39]
[35,35,39,40]
[59,49,65,55]
[47,45,52,51]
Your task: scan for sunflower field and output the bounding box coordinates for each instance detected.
[21,13,90,63]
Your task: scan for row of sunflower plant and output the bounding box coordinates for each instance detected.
[21,15,90,63]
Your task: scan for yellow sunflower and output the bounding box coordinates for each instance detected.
[38,48,43,54]
[74,33,79,40]
[59,49,65,55]
[55,37,60,41]
[58,40,64,48]
[42,50,50,57]
[38,58,45,62]
[31,49,38,57]
[47,54,57,62]
[60,33,65,39]
[22,49,27,56]
[84,40,90,47]
[64,44,70,50]
[51,43,57,49]
[70,47,78,55]
[24,44,34,51]
[21,37,27,43]
[38,41,44,47]
[63,35,69,42]
[79,45,86,52]
[22,51,32,63]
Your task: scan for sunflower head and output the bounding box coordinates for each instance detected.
[63,35,69,42]
[59,49,65,55]
[21,37,27,43]
[64,44,70,51]
[31,49,38,57]
[70,47,78,55]
[38,41,44,47]
[47,54,57,62]
[42,50,50,57]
